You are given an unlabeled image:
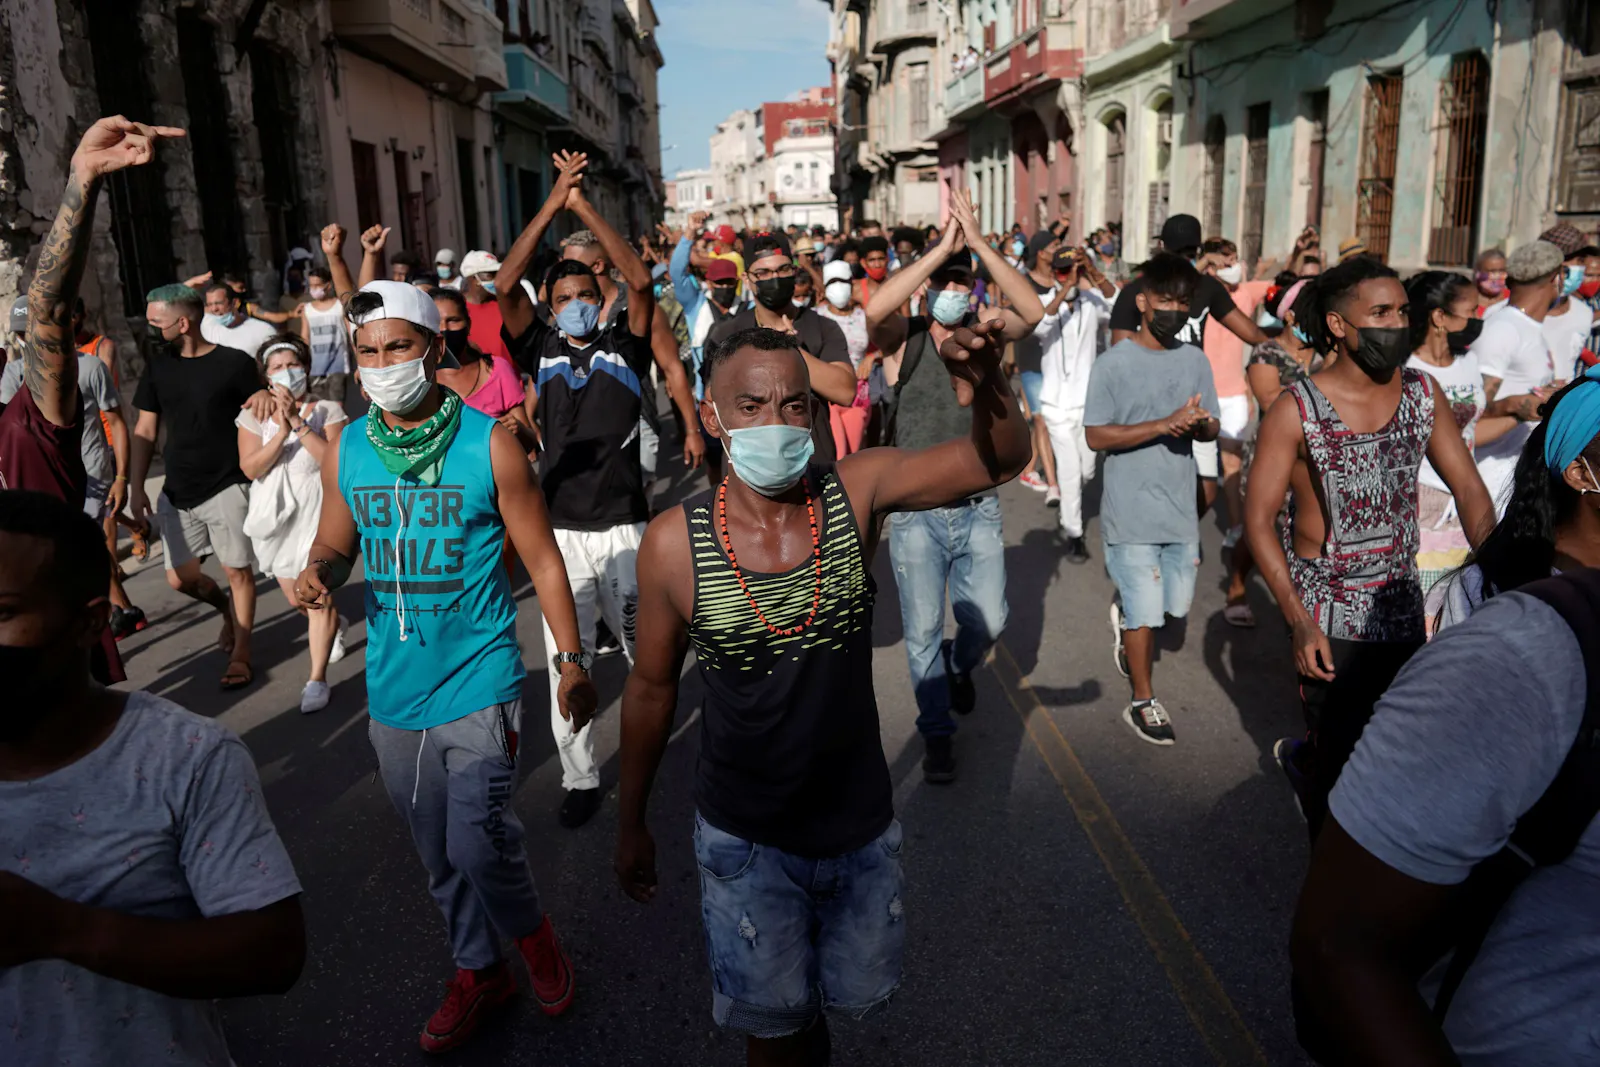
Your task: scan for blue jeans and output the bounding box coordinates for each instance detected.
[694,813,905,1038]
[887,497,1009,738]
[1103,541,1200,630]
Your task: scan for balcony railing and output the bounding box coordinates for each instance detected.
[944,63,983,121]
[330,0,473,88]
[499,44,570,120]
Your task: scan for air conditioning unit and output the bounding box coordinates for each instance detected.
[1156,115,1173,147]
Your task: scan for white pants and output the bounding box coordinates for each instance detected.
[1043,411,1096,538]
[541,522,645,790]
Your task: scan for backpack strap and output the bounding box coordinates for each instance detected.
[1432,568,1600,1019]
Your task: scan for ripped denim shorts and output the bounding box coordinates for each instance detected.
[693,811,906,1038]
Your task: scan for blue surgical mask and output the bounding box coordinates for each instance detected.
[437,265,455,280]
[555,298,601,338]
[268,366,308,398]
[1562,264,1585,297]
[714,403,814,497]
[1011,239,1025,257]
[1292,325,1311,345]
[931,288,969,326]
[207,312,234,328]
[480,279,497,296]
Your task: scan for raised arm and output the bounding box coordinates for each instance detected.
[567,187,653,338]
[320,224,355,301]
[27,117,183,425]
[497,150,588,338]
[355,225,389,289]
[1423,379,1494,547]
[1220,305,1270,346]
[864,215,962,353]
[953,190,1043,341]
[615,509,693,904]
[838,318,1030,514]
[668,230,699,310]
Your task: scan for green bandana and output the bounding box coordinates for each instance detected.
[364,387,463,487]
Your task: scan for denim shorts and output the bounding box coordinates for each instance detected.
[1018,370,1044,415]
[1104,542,1200,630]
[694,812,905,1038]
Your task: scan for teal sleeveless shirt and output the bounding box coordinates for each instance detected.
[338,405,524,729]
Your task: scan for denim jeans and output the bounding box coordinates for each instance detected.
[887,496,1009,738]
[695,812,905,1038]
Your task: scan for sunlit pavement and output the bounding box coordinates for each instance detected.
[113,452,1312,1066]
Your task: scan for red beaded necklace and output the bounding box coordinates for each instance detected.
[716,475,823,636]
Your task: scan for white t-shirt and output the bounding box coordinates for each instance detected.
[1406,351,1484,493]
[201,314,280,363]
[1469,306,1554,511]
[1543,297,1596,378]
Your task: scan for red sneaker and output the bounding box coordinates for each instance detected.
[418,963,517,1053]
[516,916,575,1016]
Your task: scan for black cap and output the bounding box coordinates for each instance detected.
[1160,214,1203,253]
[1051,248,1078,272]
[1024,229,1057,269]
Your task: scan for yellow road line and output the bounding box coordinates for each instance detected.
[991,640,1270,1067]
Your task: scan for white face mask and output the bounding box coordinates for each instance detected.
[308,285,330,301]
[824,280,852,310]
[360,356,432,415]
[1216,263,1244,286]
[268,366,308,399]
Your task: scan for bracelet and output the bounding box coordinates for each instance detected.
[112,474,127,482]
[309,557,337,574]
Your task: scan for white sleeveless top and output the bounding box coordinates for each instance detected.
[303,300,350,377]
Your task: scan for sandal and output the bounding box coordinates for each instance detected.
[128,526,150,561]
[1224,601,1257,628]
[220,659,254,691]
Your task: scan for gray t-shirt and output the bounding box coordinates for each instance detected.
[1330,591,1600,1065]
[1082,339,1217,545]
[892,316,994,499]
[0,691,301,1066]
[0,352,119,481]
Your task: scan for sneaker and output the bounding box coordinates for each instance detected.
[1062,535,1090,565]
[559,786,602,829]
[516,916,576,1016]
[942,639,975,715]
[1123,699,1176,745]
[922,735,956,783]
[418,963,518,1053]
[109,605,149,641]
[1274,737,1309,821]
[300,680,331,714]
[328,615,349,665]
[1109,598,1129,679]
[1019,470,1048,492]
[1044,485,1061,508]
[594,619,622,656]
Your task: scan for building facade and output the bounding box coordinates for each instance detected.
[708,107,767,228]
[666,167,715,228]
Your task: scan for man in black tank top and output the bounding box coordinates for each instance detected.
[862,189,1047,783]
[614,255,1033,1063]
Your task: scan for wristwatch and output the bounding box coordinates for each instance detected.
[552,650,594,673]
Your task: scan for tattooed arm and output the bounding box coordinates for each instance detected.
[26,117,184,425]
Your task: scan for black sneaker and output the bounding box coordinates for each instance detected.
[942,640,975,715]
[109,605,149,641]
[922,736,956,783]
[1063,536,1090,565]
[558,787,603,828]
[1123,699,1175,745]
[594,619,621,656]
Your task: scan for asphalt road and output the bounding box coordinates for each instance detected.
[110,455,1314,1067]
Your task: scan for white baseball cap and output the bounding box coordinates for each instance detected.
[459,249,501,279]
[434,248,457,265]
[349,280,441,333]
[823,260,853,284]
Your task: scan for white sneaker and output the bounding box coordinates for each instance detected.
[1019,470,1048,492]
[300,680,330,714]
[1044,486,1061,508]
[1109,597,1129,679]
[328,615,349,665]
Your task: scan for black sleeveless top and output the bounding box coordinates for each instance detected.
[685,466,892,857]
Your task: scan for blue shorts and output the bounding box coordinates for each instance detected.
[1105,542,1200,630]
[694,812,905,1038]
[1019,370,1043,415]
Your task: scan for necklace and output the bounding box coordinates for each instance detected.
[716,476,823,636]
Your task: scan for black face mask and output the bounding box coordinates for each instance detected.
[1146,309,1190,350]
[443,327,471,361]
[754,275,797,311]
[1345,323,1412,373]
[710,283,738,309]
[1446,316,1483,356]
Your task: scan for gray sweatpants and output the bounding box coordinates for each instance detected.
[369,700,543,970]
